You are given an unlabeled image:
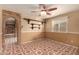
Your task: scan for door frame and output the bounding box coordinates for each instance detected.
[2,10,21,48]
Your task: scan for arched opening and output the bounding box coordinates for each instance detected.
[4,17,17,44]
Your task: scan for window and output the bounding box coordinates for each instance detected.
[60,22,66,32]
[54,24,59,32]
[52,16,68,32]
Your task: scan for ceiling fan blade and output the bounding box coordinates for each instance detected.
[39,4,46,9]
[42,4,46,9]
[48,8,57,11]
[31,10,41,12]
[31,11,39,12]
[46,12,51,15]
[31,11,37,12]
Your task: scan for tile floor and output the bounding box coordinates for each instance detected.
[3,38,79,55]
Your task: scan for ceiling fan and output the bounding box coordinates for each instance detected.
[31,4,57,15]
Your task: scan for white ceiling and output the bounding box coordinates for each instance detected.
[1,4,79,20]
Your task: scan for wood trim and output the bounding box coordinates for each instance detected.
[46,32,79,46]
[2,10,21,47]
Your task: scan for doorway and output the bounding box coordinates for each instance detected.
[5,17,17,44]
[2,10,21,49]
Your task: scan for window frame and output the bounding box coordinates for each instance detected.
[52,16,68,33]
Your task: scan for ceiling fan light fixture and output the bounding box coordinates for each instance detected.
[40,11,46,16]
